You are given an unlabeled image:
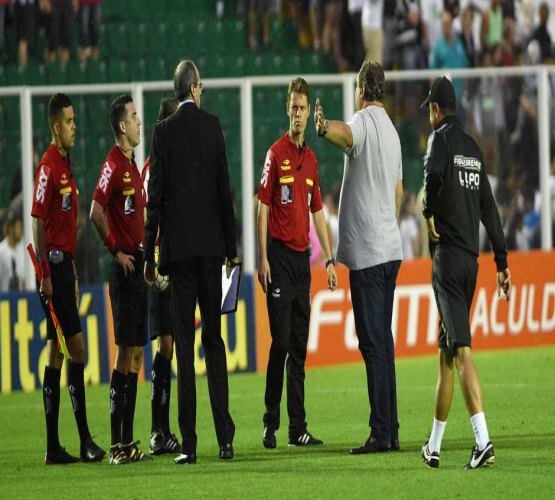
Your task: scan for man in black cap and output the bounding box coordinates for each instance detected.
[420,76,511,470]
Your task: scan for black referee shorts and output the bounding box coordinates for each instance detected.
[432,244,478,351]
[148,287,173,340]
[108,253,148,347]
[38,255,81,341]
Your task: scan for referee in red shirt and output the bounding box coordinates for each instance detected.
[32,93,105,464]
[257,78,337,449]
[90,94,151,465]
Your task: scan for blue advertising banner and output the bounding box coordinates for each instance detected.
[0,275,256,394]
[0,284,109,393]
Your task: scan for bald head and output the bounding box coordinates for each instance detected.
[174,59,198,102]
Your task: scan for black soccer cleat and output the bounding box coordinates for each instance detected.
[288,430,323,447]
[125,441,153,462]
[421,442,440,468]
[263,426,277,449]
[465,441,495,469]
[109,444,130,465]
[80,437,106,463]
[150,430,180,455]
[44,447,80,465]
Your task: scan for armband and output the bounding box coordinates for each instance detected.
[325,258,335,268]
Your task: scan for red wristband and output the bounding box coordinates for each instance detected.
[104,233,118,255]
[40,260,51,278]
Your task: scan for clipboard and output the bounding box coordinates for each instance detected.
[221,263,242,315]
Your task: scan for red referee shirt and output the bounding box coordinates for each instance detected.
[92,145,145,255]
[257,133,323,252]
[31,145,78,256]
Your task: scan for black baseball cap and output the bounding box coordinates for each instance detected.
[420,76,456,109]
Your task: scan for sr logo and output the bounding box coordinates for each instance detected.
[35,166,49,203]
[459,171,480,190]
[98,162,113,194]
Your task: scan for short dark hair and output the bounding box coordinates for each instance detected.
[286,77,310,107]
[109,94,133,137]
[173,59,197,102]
[158,97,179,121]
[357,60,385,103]
[48,93,72,127]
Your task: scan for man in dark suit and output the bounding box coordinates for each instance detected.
[144,59,239,465]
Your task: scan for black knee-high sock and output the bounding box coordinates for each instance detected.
[110,369,126,446]
[67,361,90,443]
[161,356,172,435]
[151,352,165,433]
[122,372,138,445]
[43,366,61,452]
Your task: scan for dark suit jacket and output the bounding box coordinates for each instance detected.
[145,102,237,274]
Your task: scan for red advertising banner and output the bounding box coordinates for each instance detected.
[254,250,555,372]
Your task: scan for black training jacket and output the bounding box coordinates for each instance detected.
[423,115,508,271]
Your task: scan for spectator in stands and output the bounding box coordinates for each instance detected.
[14,0,37,67]
[443,0,459,18]
[40,0,76,65]
[309,0,323,51]
[501,0,515,20]
[531,2,552,63]
[0,0,8,62]
[247,0,272,49]
[395,0,427,70]
[0,208,25,292]
[320,0,349,71]
[460,5,477,67]
[511,39,541,192]
[429,10,468,101]
[288,0,312,49]
[421,0,443,56]
[515,0,535,50]
[361,0,383,64]
[347,0,365,69]
[77,0,101,62]
[480,0,503,51]
[381,0,396,69]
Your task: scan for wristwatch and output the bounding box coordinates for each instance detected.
[325,258,335,268]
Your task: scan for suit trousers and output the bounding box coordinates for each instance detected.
[350,260,401,443]
[169,256,235,454]
[263,240,311,436]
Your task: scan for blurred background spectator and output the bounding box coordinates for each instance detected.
[347,0,364,70]
[399,191,419,260]
[361,0,383,64]
[531,1,552,62]
[0,0,7,63]
[41,0,76,65]
[247,0,272,49]
[14,0,37,67]
[77,0,101,62]
[480,0,503,51]
[0,207,25,292]
[395,0,427,70]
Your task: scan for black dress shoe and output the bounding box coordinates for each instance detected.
[80,437,107,462]
[350,436,390,455]
[175,452,197,465]
[219,443,233,460]
[390,438,400,451]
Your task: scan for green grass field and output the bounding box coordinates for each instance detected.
[1,346,554,499]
